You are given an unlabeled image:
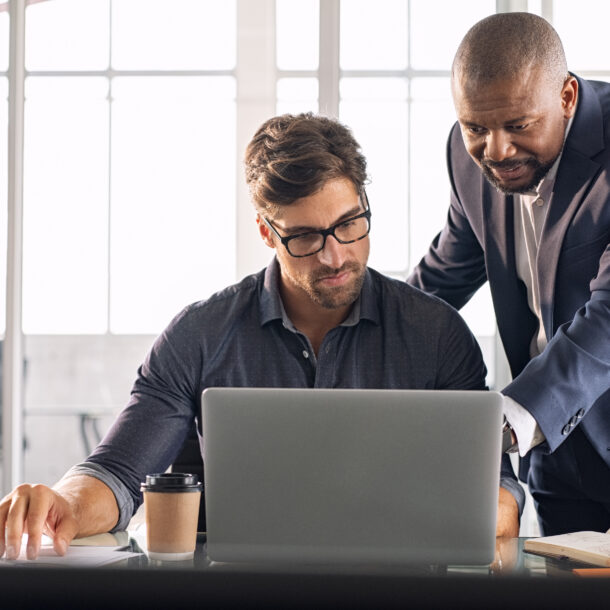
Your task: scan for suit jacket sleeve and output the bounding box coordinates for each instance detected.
[502,247,610,452]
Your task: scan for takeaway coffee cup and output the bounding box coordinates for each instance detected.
[140,473,202,561]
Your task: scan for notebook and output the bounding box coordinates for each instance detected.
[201,387,502,566]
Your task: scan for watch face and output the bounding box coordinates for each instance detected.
[502,424,514,453]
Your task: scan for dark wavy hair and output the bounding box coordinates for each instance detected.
[244,112,368,213]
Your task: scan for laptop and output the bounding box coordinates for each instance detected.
[201,387,502,567]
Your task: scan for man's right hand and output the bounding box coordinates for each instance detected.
[0,484,79,560]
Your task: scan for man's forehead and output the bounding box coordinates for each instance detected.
[453,74,546,122]
[268,180,362,227]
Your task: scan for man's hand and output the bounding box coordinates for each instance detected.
[0,484,79,560]
[0,475,119,560]
[495,486,520,538]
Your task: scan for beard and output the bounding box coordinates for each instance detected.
[300,261,366,309]
[481,155,558,194]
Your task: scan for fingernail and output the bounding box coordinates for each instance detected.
[6,545,18,560]
[26,543,38,560]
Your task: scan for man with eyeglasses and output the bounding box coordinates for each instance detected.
[0,112,521,560]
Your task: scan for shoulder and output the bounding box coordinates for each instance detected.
[369,268,468,325]
[165,268,265,333]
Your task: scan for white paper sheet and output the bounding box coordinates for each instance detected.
[0,535,142,567]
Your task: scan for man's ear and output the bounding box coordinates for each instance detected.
[256,214,276,249]
[561,75,578,119]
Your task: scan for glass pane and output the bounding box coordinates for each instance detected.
[25,0,110,70]
[276,0,319,70]
[23,334,153,486]
[0,7,8,71]
[409,78,454,268]
[110,76,236,334]
[410,0,496,70]
[112,0,236,70]
[340,0,407,70]
[410,77,496,338]
[23,77,109,334]
[553,0,610,72]
[0,77,6,335]
[277,78,318,114]
[461,283,496,337]
[340,78,408,272]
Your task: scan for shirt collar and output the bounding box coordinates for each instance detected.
[259,257,380,328]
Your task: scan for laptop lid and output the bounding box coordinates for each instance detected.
[201,387,502,566]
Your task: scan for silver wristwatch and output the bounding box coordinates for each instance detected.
[502,417,518,453]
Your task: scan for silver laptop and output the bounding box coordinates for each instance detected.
[201,387,502,566]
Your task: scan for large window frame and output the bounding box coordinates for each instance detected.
[2,0,567,494]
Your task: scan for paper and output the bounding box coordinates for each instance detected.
[0,535,142,567]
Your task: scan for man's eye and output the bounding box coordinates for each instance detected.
[467,126,485,135]
[509,123,528,131]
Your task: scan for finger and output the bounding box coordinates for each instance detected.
[25,485,72,559]
[4,489,31,559]
[0,496,11,558]
[24,494,51,560]
[52,516,79,557]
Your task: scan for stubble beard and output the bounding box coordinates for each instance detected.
[303,261,366,310]
[481,155,557,194]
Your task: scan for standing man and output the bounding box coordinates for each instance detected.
[0,113,521,560]
[409,12,610,535]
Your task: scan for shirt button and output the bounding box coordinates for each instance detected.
[534,197,544,207]
[302,350,309,359]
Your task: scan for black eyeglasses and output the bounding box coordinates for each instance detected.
[262,189,372,258]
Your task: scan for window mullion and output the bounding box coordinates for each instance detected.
[318,0,340,116]
[235,0,277,280]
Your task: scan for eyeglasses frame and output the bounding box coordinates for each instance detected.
[261,188,371,258]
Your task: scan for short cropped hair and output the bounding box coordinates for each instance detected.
[452,12,568,92]
[244,113,368,214]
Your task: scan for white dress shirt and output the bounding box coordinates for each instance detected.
[503,116,574,455]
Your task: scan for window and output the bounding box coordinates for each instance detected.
[13,0,604,491]
[23,0,237,334]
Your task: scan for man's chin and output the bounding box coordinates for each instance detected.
[482,167,538,194]
[311,275,365,310]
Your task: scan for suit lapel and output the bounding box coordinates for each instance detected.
[536,76,604,338]
[537,150,600,337]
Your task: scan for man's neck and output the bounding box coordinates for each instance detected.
[280,284,352,355]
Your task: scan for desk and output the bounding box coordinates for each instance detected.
[2,535,609,609]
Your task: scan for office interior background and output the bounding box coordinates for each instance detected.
[1,0,608,536]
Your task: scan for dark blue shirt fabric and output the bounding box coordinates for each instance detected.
[65,258,523,530]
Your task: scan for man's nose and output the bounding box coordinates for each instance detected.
[485,130,517,162]
[317,234,346,267]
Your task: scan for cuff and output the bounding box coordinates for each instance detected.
[502,394,546,457]
[62,462,135,532]
[499,475,526,518]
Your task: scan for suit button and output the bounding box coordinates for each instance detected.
[576,408,585,418]
[562,424,572,435]
[570,415,579,426]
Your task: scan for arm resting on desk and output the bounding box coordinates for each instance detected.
[0,474,118,561]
